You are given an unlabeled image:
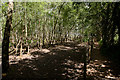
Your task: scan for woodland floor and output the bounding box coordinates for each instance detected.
[2,42,120,80]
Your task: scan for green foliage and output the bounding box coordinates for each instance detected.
[27,40,31,44]
[114,34,119,44]
[1,2,120,61]
[33,40,37,43]
[9,42,14,47]
[98,39,103,47]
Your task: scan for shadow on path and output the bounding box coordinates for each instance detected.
[3,42,120,80]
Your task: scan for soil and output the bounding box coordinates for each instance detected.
[2,42,120,80]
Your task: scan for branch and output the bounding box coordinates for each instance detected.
[11,20,22,31]
[0,20,22,32]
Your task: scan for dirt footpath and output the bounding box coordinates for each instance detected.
[3,42,120,80]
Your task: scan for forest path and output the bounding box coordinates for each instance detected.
[3,42,120,80]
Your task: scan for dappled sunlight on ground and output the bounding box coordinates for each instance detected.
[9,47,56,66]
[88,44,120,80]
[9,54,39,65]
[41,49,50,53]
[30,48,50,54]
[87,59,120,80]
[3,42,120,80]
[54,45,73,51]
[9,48,51,65]
[77,42,88,47]
[87,60,110,79]
[61,58,120,80]
[61,59,84,79]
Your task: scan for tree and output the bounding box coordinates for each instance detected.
[2,1,13,74]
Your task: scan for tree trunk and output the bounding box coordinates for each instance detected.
[0,26,2,40]
[24,2,29,54]
[27,45,30,55]
[116,3,120,45]
[2,1,13,74]
[42,17,46,47]
[20,39,23,57]
[42,25,45,47]
[102,4,110,47]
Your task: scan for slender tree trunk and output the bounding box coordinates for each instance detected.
[42,25,45,47]
[52,17,55,44]
[2,1,13,74]
[20,38,23,57]
[27,45,29,55]
[83,48,87,80]
[42,17,46,47]
[11,32,14,45]
[38,19,41,49]
[51,25,54,44]
[48,31,51,45]
[0,26,2,40]
[15,30,18,54]
[24,2,29,54]
[53,17,57,44]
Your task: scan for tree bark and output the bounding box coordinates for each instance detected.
[20,38,23,57]
[102,4,110,47]
[116,3,120,45]
[42,25,45,47]
[2,1,13,73]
